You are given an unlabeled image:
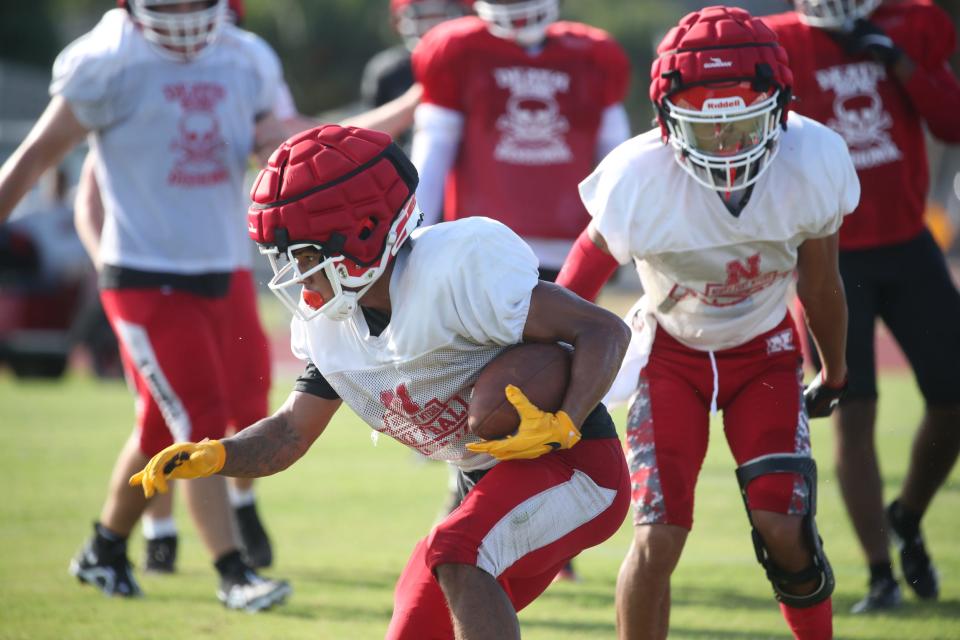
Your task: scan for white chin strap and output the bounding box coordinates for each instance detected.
[474,0,558,48]
[131,0,226,60]
[794,0,880,29]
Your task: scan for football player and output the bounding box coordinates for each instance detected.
[409,0,631,580]
[362,0,474,110]
[0,0,291,611]
[410,0,631,282]
[130,123,632,640]
[556,7,858,639]
[69,0,325,576]
[764,0,960,614]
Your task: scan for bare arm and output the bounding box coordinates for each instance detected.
[521,281,631,426]
[74,151,104,269]
[341,83,423,139]
[796,232,848,386]
[0,96,89,223]
[220,391,342,477]
[252,112,290,166]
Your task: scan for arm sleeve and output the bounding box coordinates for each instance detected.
[445,221,539,345]
[898,8,960,143]
[411,28,464,110]
[595,103,631,162]
[596,36,631,107]
[410,103,464,225]
[294,362,340,400]
[902,63,960,143]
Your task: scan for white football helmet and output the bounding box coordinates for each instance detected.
[793,0,881,29]
[128,0,227,60]
[391,0,474,50]
[474,0,558,47]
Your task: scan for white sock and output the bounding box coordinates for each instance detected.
[142,516,178,540]
[228,486,256,508]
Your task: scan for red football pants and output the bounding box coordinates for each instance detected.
[628,314,810,529]
[100,270,271,455]
[385,438,629,639]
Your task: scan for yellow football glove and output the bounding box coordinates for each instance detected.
[129,439,226,498]
[466,385,581,461]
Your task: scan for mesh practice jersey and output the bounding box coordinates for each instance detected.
[51,9,282,274]
[581,112,860,354]
[290,218,539,472]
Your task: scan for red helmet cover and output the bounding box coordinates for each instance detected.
[248,125,419,268]
[650,7,793,137]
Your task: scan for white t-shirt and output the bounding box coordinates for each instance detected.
[51,10,282,273]
[581,112,860,355]
[290,218,540,472]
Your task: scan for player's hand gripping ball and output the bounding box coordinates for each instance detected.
[467,342,571,440]
[129,439,226,498]
[466,343,581,460]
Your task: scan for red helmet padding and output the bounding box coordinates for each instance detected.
[650,6,793,134]
[248,125,417,267]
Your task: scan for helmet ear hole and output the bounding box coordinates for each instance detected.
[358,217,378,241]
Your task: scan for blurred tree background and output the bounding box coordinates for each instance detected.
[0,0,957,132]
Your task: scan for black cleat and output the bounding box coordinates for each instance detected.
[235,503,273,569]
[887,501,939,599]
[144,535,178,574]
[217,568,291,612]
[69,537,143,598]
[850,575,902,614]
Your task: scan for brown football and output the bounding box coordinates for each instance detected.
[468,342,571,440]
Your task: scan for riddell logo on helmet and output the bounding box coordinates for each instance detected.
[703,97,746,111]
[704,57,733,69]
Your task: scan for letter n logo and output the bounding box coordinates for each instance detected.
[725,254,761,285]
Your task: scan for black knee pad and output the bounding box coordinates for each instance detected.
[735,454,834,608]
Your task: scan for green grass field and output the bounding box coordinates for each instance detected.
[1,371,958,639]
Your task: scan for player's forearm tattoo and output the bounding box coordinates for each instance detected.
[220,414,304,477]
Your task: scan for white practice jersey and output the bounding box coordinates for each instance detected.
[581,112,860,354]
[291,218,540,472]
[50,9,282,274]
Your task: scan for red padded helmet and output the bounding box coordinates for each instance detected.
[650,7,793,192]
[248,125,421,321]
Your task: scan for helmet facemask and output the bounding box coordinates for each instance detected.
[393,0,471,50]
[662,84,784,193]
[129,0,227,60]
[793,0,881,29]
[474,0,558,48]
[260,196,423,323]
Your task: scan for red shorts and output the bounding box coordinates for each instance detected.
[100,270,271,456]
[385,438,629,640]
[628,314,810,529]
